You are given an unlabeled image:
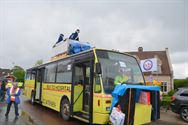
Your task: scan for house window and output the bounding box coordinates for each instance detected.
[161,82,168,92]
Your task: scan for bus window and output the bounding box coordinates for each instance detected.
[94,74,101,93]
[56,60,72,83]
[25,72,31,80]
[25,71,35,80]
[44,63,57,83]
[31,73,35,80]
[74,66,84,84]
[97,50,144,94]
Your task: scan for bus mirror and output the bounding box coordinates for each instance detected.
[96,63,102,74]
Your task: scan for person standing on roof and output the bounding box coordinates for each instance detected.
[53,34,64,48]
[69,29,80,41]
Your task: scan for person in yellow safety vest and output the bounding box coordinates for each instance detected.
[114,75,129,86]
[5,76,16,89]
[18,82,23,88]
[5,82,21,117]
[114,66,129,86]
[6,81,13,89]
[6,82,23,89]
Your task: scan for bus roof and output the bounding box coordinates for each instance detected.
[27,48,136,71]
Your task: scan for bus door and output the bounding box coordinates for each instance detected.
[72,60,93,123]
[35,68,44,103]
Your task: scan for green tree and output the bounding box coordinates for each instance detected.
[12,66,25,82]
[34,60,43,66]
[174,78,188,89]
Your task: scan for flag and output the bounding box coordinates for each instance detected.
[140,58,157,72]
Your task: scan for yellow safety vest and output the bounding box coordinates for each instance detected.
[10,87,20,101]
[7,82,13,88]
[18,82,23,88]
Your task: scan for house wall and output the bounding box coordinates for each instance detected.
[144,75,173,93]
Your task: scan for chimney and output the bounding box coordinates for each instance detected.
[138,47,143,52]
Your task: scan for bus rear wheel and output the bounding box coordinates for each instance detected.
[61,99,71,121]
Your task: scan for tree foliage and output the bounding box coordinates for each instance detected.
[34,60,43,66]
[174,78,188,89]
[12,66,25,82]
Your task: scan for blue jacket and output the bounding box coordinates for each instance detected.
[6,87,21,104]
[69,32,79,40]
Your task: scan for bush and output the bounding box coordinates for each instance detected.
[167,90,176,96]
[161,96,171,107]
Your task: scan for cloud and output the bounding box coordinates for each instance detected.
[172,63,188,79]
[0,0,187,78]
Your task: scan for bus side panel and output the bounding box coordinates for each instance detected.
[41,83,71,111]
[24,80,35,99]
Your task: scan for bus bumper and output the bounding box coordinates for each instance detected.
[93,112,109,124]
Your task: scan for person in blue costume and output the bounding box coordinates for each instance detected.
[53,34,64,48]
[69,29,80,41]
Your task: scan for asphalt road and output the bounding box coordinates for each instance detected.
[0,95,187,125]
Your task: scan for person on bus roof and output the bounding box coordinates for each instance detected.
[53,34,64,48]
[69,29,80,41]
[5,82,21,117]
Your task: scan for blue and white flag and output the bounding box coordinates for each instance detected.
[140,58,157,72]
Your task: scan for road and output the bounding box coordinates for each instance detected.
[0,95,187,125]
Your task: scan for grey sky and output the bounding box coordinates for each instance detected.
[0,0,187,78]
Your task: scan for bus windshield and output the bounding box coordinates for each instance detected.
[97,50,145,94]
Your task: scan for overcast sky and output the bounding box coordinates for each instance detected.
[0,0,187,79]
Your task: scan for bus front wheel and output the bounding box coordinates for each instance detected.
[61,99,71,121]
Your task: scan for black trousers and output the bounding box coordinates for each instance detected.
[5,101,19,116]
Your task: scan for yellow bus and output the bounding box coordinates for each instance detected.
[24,48,145,124]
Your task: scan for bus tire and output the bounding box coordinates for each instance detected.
[31,91,35,105]
[61,99,71,121]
